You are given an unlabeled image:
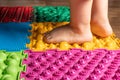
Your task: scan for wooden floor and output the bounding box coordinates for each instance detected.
[0,0,120,38]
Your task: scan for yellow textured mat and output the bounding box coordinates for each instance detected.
[27,22,120,51]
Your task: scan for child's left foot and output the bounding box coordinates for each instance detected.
[44,24,92,44]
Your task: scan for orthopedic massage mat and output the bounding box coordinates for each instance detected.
[0,22,31,51]
[0,50,26,80]
[0,6,120,80]
[0,7,33,22]
[20,49,120,80]
[28,22,120,51]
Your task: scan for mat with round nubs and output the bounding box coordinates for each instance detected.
[28,22,120,51]
[20,49,120,80]
[0,50,27,80]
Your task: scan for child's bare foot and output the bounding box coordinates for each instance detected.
[44,0,93,44]
[91,20,113,37]
[44,24,92,44]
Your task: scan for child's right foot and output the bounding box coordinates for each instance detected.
[91,0,113,37]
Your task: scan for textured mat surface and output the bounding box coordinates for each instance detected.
[0,22,31,51]
[21,49,120,80]
[0,7,33,22]
[27,22,120,51]
[34,6,70,22]
[0,50,27,80]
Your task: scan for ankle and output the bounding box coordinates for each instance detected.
[91,16,109,25]
[70,23,91,34]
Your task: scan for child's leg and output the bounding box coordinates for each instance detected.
[44,0,93,44]
[91,0,113,37]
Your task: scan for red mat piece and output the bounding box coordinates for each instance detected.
[0,7,33,22]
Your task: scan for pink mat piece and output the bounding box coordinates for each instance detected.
[20,49,120,80]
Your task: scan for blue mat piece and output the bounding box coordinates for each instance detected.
[0,22,31,51]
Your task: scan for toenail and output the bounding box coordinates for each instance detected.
[47,36,52,40]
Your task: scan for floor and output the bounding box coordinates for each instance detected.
[0,0,120,38]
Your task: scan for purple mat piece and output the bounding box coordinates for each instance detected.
[20,49,120,80]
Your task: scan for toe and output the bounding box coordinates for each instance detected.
[43,33,53,43]
[44,32,50,37]
[46,35,52,40]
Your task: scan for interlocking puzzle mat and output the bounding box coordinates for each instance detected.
[34,6,70,22]
[20,49,120,80]
[27,22,120,51]
[0,22,31,51]
[0,50,27,80]
[0,6,120,80]
[0,7,33,22]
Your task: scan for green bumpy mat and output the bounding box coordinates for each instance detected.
[34,6,70,22]
[0,51,27,80]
